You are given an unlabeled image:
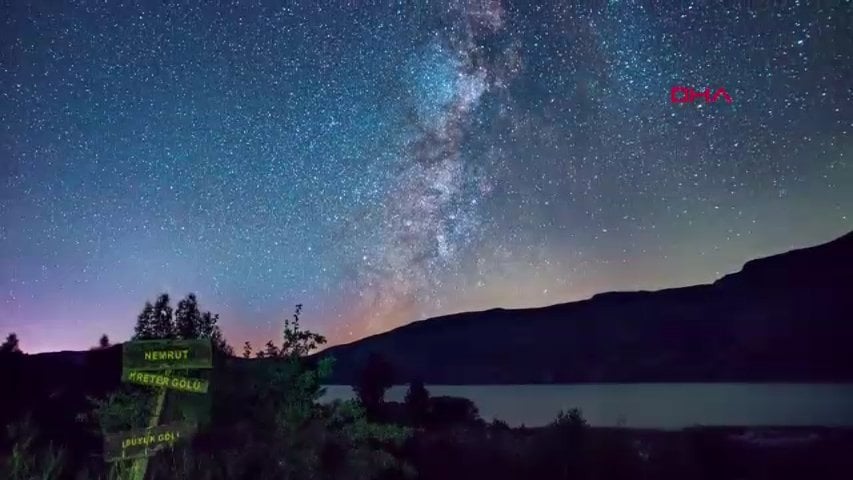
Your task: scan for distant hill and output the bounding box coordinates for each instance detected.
[4,231,852,395]
[316,231,853,384]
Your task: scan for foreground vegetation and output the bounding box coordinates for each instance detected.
[1,294,852,479]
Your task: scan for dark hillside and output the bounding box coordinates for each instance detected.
[317,232,853,384]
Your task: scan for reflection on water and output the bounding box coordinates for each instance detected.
[322,383,853,429]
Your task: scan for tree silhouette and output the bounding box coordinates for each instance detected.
[132,293,232,354]
[200,311,231,355]
[354,352,395,417]
[404,378,430,425]
[151,293,175,339]
[281,304,326,358]
[535,408,589,479]
[253,304,327,360]
[133,301,156,340]
[242,341,252,359]
[264,340,281,358]
[98,334,110,349]
[175,293,201,339]
[0,333,21,354]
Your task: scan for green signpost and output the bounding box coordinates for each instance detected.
[108,338,214,480]
[103,422,196,462]
[122,369,209,393]
[122,338,212,371]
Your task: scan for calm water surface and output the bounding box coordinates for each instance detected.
[321,383,853,429]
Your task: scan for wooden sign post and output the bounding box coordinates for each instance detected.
[108,338,214,480]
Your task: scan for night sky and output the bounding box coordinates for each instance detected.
[2,0,851,353]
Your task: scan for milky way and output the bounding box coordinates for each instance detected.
[348,0,517,337]
[1,0,851,352]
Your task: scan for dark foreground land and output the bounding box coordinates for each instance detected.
[403,421,853,480]
[2,355,852,480]
[1,331,852,479]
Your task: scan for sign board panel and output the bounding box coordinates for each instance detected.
[122,370,209,393]
[123,338,212,371]
[104,422,196,462]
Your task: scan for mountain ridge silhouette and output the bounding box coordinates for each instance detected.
[316,230,853,384]
[11,230,853,385]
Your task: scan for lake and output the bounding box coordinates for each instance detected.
[321,383,853,429]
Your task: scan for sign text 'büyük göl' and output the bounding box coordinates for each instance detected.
[122,370,209,393]
[123,338,213,371]
[104,422,196,461]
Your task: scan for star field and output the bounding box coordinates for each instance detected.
[2,0,851,353]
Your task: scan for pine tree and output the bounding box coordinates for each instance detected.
[201,311,231,355]
[242,341,252,359]
[133,302,156,340]
[137,293,232,353]
[264,340,280,358]
[355,353,395,417]
[405,378,430,425]
[175,293,201,339]
[151,293,175,339]
[198,310,216,338]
